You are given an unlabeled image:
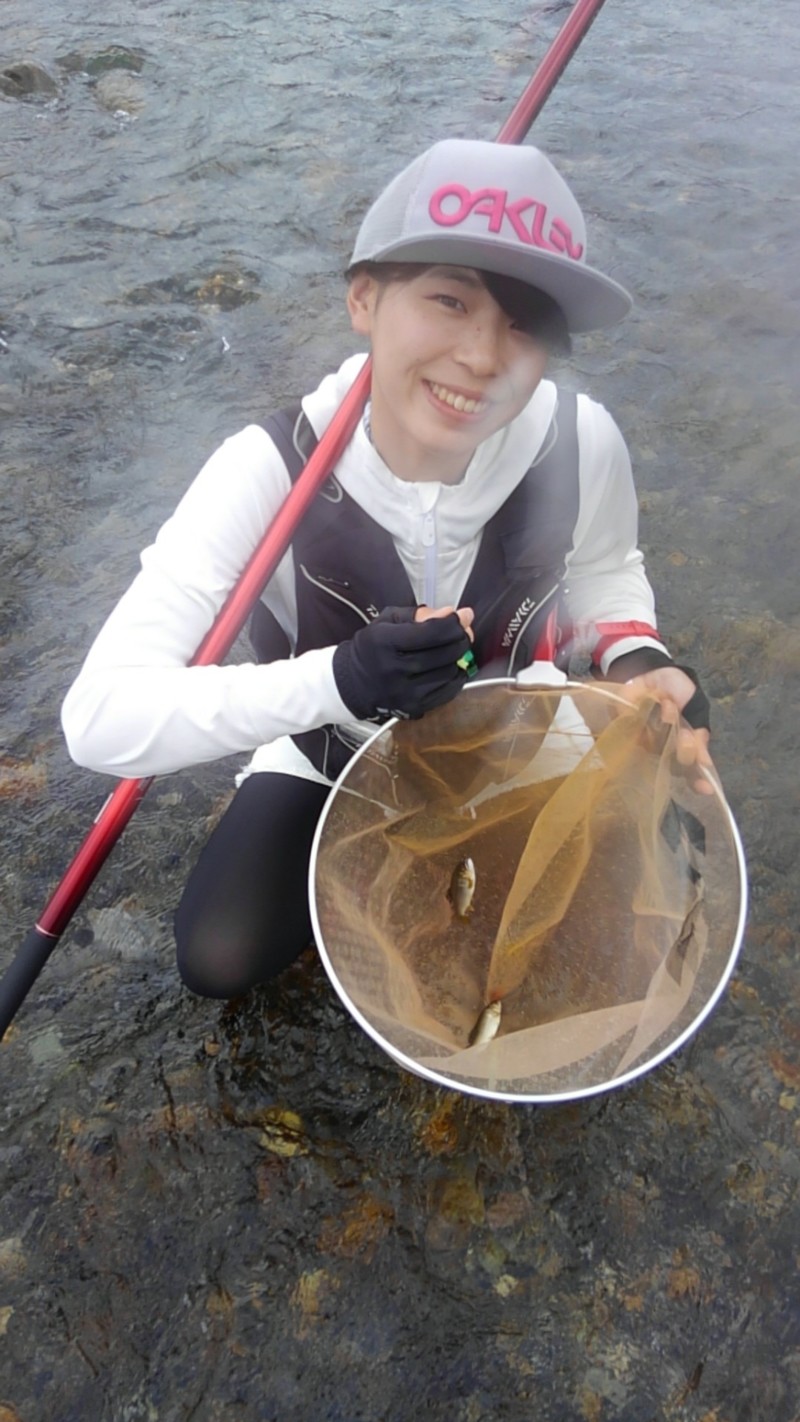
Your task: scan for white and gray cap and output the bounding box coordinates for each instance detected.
[349,139,632,334]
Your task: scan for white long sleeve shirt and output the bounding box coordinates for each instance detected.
[61,353,664,781]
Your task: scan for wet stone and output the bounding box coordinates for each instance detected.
[316,1192,394,1261]
[430,1173,486,1227]
[0,61,59,99]
[249,1104,307,1157]
[56,45,146,77]
[290,1268,339,1339]
[485,1188,534,1232]
[87,905,157,962]
[88,1055,140,1100]
[26,1026,65,1068]
[0,1238,26,1279]
[68,1116,119,1161]
[123,266,262,312]
[93,72,146,116]
[0,755,48,801]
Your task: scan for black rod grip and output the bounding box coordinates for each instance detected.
[0,926,60,1041]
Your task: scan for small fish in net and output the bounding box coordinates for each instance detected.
[467,1000,503,1046]
[446,856,475,921]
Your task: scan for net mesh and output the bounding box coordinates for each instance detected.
[312,682,743,1098]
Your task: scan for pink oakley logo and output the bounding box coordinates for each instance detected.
[429,184,584,260]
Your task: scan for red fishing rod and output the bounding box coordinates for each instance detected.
[0,0,609,1040]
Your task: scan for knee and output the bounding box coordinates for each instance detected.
[174,915,259,1001]
[175,950,237,1000]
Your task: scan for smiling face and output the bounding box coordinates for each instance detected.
[347,265,550,483]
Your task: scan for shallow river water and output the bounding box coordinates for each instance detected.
[1,2,799,1419]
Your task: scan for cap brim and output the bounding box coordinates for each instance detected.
[364,235,632,333]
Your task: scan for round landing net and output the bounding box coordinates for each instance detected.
[309,680,747,1102]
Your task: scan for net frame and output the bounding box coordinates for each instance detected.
[309,679,748,1103]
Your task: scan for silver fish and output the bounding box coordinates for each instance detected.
[447,856,476,920]
[468,1000,502,1047]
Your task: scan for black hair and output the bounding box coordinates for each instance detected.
[345,260,572,358]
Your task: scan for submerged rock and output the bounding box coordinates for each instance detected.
[56,45,145,77]
[0,755,47,802]
[0,1237,26,1279]
[93,71,146,116]
[124,265,261,312]
[0,61,59,99]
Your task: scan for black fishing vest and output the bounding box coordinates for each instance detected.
[251,391,579,779]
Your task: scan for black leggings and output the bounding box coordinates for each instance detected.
[174,773,330,999]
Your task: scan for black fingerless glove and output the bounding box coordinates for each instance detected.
[602,648,711,731]
[333,607,473,721]
[673,664,711,732]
